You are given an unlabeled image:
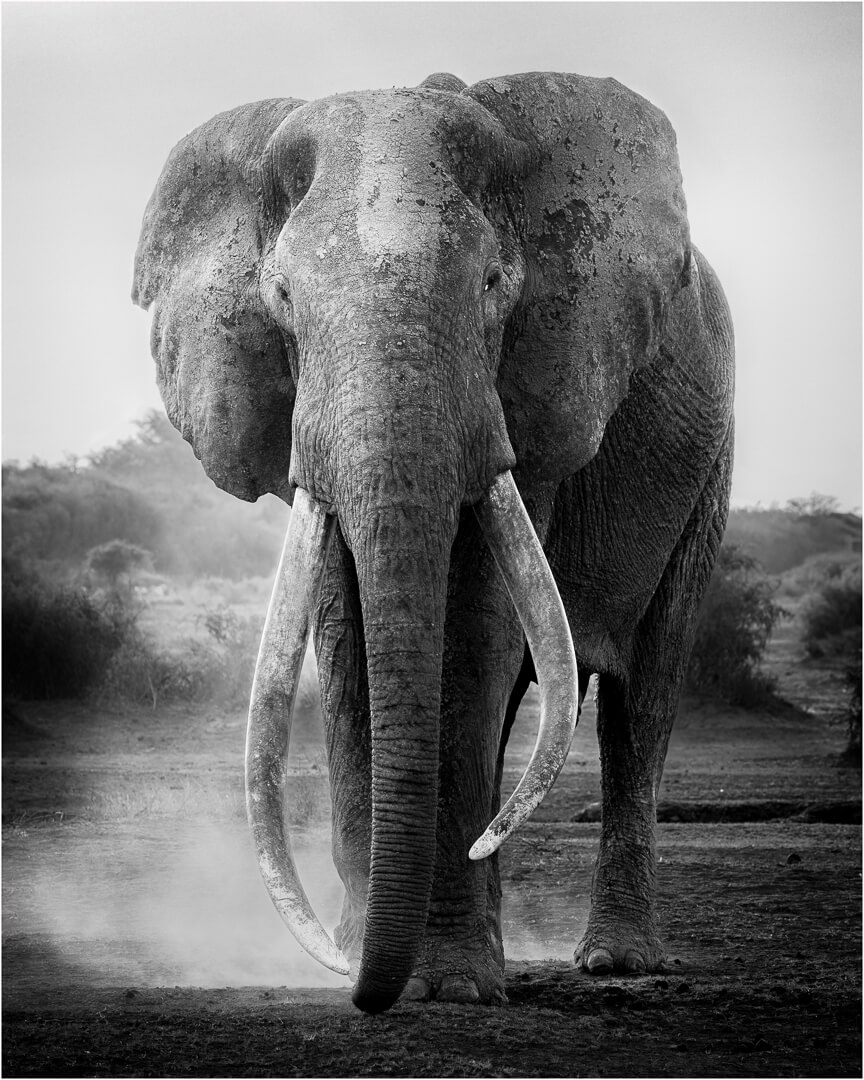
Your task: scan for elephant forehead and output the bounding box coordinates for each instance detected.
[276,88,507,198]
[352,131,454,266]
[281,98,492,279]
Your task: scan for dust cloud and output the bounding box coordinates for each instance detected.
[19,822,350,990]
[15,815,578,988]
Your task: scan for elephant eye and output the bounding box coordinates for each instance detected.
[483,267,502,294]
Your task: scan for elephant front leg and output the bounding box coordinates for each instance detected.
[403,510,526,1005]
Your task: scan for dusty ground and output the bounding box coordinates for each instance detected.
[3,620,861,1077]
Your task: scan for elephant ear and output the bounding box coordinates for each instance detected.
[465,73,692,483]
[133,98,304,501]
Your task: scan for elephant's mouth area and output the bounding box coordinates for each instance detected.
[244,471,579,1011]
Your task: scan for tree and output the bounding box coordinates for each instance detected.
[785,492,841,517]
[85,539,152,589]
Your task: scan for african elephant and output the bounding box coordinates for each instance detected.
[133,71,734,1015]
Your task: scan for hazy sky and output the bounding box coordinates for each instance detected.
[2,2,861,508]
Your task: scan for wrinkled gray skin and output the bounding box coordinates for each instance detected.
[133,71,734,1014]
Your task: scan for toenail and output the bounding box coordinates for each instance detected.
[401,977,431,1002]
[586,948,614,975]
[438,974,481,1004]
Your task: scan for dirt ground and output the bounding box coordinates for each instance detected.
[3,624,861,1077]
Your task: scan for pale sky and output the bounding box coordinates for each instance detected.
[2,1,861,509]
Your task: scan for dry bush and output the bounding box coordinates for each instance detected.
[801,560,862,660]
[100,604,277,712]
[687,543,785,707]
[779,551,861,601]
[98,637,218,709]
[844,662,862,760]
[2,558,128,699]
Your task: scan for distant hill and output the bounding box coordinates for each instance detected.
[725,505,861,575]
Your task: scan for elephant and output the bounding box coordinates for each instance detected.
[133,70,734,1015]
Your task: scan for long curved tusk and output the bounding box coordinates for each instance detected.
[469,471,579,860]
[245,487,349,975]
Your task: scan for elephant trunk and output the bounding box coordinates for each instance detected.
[339,486,458,1013]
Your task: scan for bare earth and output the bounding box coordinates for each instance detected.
[3,634,861,1077]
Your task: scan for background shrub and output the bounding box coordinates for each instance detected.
[844,661,862,759]
[777,551,861,600]
[85,539,153,590]
[687,543,785,706]
[99,637,218,709]
[99,606,263,710]
[793,556,862,758]
[2,558,128,699]
[801,560,862,660]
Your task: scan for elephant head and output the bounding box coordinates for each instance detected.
[133,72,691,1013]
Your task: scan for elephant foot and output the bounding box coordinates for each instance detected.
[401,974,486,1004]
[335,916,505,1004]
[574,923,665,976]
[401,941,507,1006]
[400,972,506,1005]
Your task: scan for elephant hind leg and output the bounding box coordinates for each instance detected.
[496,643,591,800]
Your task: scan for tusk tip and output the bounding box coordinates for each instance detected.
[316,939,350,975]
[302,933,350,976]
[468,833,501,861]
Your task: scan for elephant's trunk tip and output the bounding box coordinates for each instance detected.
[351,981,403,1015]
